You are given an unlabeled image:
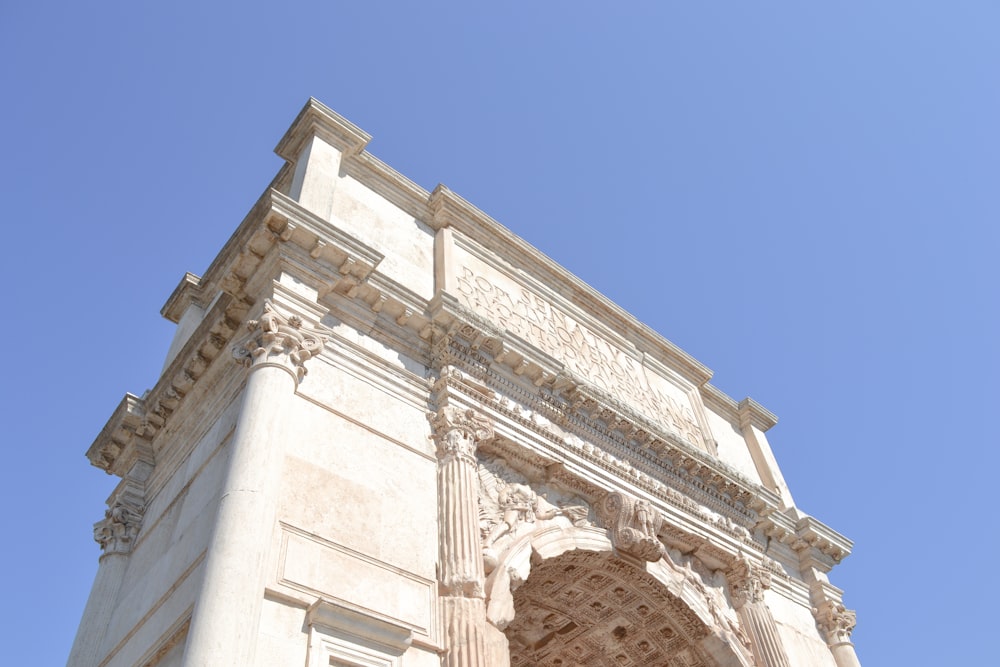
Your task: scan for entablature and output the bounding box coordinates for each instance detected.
[758,507,853,569]
[426,345,783,568]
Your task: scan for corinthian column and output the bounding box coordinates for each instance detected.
[814,600,861,667]
[183,299,326,667]
[67,494,144,667]
[728,558,792,667]
[428,406,494,667]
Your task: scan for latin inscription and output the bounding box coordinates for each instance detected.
[455,266,703,446]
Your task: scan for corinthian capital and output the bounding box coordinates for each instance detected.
[814,600,857,645]
[93,500,143,556]
[727,556,772,609]
[428,406,494,462]
[232,299,327,383]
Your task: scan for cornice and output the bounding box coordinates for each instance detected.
[186,187,385,315]
[756,507,853,569]
[306,598,413,653]
[264,100,794,419]
[267,100,792,445]
[160,272,205,323]
[275,98,371,164]
[700,383,738,422]
[89,293,246,477]
[738,397,778,432]
[86,393,151,477]
[794,514,853,569]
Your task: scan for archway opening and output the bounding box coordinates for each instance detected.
[505,549,718,667]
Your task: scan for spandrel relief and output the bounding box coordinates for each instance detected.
[477,456,590,573]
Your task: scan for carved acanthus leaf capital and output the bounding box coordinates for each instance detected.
[231,299,327,383]
[93,499,144,555]
[597,491,665,562]
[813,600,857,645]
[428,406,494,462]
[727,556,772,609]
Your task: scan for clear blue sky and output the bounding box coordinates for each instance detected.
[2,3,996,664]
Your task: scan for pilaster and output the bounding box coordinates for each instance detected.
[183,290,328,667]
[68,460,152,667]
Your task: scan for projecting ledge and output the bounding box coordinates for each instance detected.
[306,599,413,655]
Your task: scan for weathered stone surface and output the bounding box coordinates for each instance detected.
[70,98,858,667]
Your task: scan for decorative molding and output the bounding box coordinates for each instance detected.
[306,598,413,654]
[87,293,246,478]
[232,299,328,383]
[737,397,779,432]
[160,272,205,323]
[275,98,371,163]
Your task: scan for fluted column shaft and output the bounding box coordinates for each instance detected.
[429,406,494,667]
[738,601,792,667]
[68,487,145,667]
[729,559,792,667]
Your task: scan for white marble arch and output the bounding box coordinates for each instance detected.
[485,523,752,667]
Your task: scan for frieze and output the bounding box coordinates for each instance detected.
[450,260,707,449]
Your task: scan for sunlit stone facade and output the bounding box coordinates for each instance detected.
[70,99,859,667]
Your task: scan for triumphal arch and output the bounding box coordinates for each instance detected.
[70,99,860,667]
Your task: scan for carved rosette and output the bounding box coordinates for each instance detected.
[428,406,495,465]
[93,500,143,556]
[597,491,665,562]
[231,299,327,382]
[814,600,857,645]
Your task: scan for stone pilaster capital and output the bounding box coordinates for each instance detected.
[813,599,857,645]
[231,299,328,384]
[427,406,494,463]
[93,498,144,556]
[727,556,772,609]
